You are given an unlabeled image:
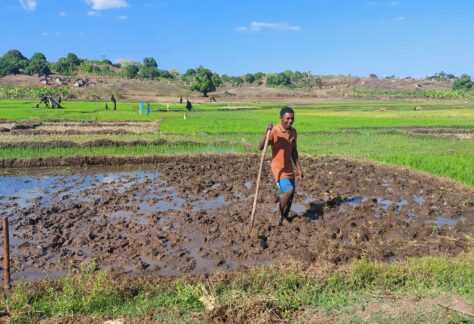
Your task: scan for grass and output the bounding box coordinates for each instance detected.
[2,253,473,323]
[0,99,473,185]
[0,99,473,322]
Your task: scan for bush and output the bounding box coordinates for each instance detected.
[25,52,51,76]
[2,49,29,70]
[125,64,139,78]
[66,53,81,67]
[266,73,291,86]
[244,73,255,83]
[54,57,74,75]
[0,58,20,76]
[369,74,377,79]
[452,74,473,92]
[427,71,456,81]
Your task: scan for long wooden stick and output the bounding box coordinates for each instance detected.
[3,217,10,289]
[250,129,271,231]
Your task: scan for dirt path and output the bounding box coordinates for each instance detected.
[0,155,473,280]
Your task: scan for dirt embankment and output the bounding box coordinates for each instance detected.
[0,155,473,280]
[0,120,160,136]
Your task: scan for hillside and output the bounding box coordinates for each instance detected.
[0,74,462,103]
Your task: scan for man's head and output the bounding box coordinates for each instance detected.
[280,106,295,130]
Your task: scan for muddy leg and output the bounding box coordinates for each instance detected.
[278,189,294,225]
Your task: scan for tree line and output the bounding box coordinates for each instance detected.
[0,49,472,95]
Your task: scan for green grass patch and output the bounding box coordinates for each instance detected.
[0,99,473,185]
[2,253,474,322]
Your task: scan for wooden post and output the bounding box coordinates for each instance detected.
[3,217,10,289]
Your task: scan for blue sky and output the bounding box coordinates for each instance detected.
[1,0,474,77]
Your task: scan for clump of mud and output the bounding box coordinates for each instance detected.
[0,155,473,280]
[0,120,160,136]
[407,127,474,140]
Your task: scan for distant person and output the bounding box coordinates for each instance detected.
[35,96,49,108]
[57,95,62,104]
[179,96,183,104]
[105,103,109,110]
[139,101,145,115]
[186,99,192,111]
[111,95,117,110]
[147,102,151,115]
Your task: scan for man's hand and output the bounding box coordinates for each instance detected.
[265,122,273,133]
[259,122,273,150]
[297,168,305,181]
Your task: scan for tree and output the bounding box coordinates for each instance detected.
[54,57,74,75]
[369,74,378,79]
[125,64,139,78]
[2,49,29,70]
[220,74,230,83]
[0,58,20,76]
[25,52,51,76]
[244,73,255,83]
[266,72,291,86]
[190,66,220,96]
[143,57,158,68]
[141,57,159,79]
[253,72,264,81]
[66,53,81,67]
[452,74,473,92]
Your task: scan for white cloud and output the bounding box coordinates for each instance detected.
[237,21,300,32]
[389,1,400,5]
[117,15,128,20]
[85,0,128,10]
[41,32,48,36]
[395,16,405,20]
[19,0,36,11]
[59,11,67,16]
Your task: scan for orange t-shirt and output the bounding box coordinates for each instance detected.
[268,125,297,181]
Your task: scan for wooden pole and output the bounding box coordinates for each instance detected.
[3,217,10,289]
[250,129,271,231]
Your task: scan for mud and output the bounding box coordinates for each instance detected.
[0,155,473,280]
[407,127,474,140]
[0,121,160,136]
[0,139,170,149]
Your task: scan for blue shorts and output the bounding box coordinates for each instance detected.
[275,178,295,194]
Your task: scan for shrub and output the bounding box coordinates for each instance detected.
[54,57,74,75]
[25,52,51,76]
[66,53,81,67]
[266,73,291,86]
[2,49,29,70]
[452,74,473,92]
[0,58,20,76]
[244,73,255,83]
[125,64,139,78]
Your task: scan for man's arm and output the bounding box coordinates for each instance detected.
[291,133,304,180]
[258,123,273,150]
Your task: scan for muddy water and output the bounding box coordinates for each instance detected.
[0,156,473,280]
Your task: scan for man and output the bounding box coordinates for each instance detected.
[259,106,304,225]
[186,99,192,111]
[111,95,117,110]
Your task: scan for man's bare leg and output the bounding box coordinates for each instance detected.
[278,189,294,225]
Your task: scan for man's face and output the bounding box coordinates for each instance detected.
[281,112,295,130]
